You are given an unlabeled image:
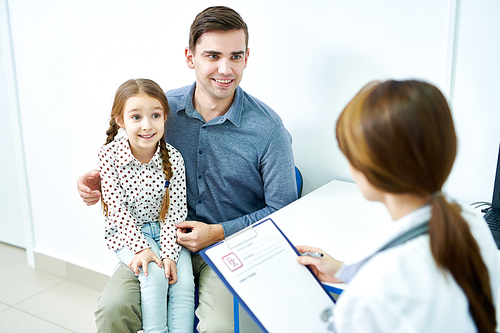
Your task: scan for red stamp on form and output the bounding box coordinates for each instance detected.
[222,253,243,271]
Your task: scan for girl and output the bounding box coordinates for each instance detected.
[298,80,499,332]
[98,79,194,333]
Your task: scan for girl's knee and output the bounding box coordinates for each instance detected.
[175,279,195,294]
[140,262,168,285]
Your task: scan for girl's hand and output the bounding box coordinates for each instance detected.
[163,258,178,284]
[129,248,162,276]
[296,245,344,283]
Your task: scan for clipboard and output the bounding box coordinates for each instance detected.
[200,218,336,333]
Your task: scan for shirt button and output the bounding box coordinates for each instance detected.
[198,200,202,204]
[198,175,202,179]
[199,150,203,155]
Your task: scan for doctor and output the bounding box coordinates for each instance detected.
[297,80,499,332]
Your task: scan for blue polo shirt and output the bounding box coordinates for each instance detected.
[164,83,297,237]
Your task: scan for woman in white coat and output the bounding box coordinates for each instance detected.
[297,80,499,333]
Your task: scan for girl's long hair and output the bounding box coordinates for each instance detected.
[102,78,172,221]
[336,80,495,333]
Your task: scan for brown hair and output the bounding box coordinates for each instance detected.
[336,80,495,332]
[189,6,248,53]
[102,78,173,222]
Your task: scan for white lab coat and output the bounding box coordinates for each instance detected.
[333,205,500,333]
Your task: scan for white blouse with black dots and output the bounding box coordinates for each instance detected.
[98,136,187,263]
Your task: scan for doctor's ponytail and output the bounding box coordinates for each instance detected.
[429,195,495,333]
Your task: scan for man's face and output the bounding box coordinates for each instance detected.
[185,29,249,103]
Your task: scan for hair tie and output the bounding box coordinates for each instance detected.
[165,180,170,188]
[432,190,443,198]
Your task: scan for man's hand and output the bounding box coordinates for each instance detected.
[77,169,101,206]
[129,248,163,276]
[176,221,224,252]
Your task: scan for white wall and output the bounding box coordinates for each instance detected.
[446,0,500,203]
[4,0,499,275]
[0,0,25,248]
[0,0,34,266]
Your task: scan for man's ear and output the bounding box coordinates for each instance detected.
[244,47,250,69]
[185,47,195,69]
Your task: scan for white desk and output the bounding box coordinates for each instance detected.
[235,179,500,333]
[271,180,391,261]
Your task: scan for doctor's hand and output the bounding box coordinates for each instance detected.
[176,220,224,252]
[296,245,344,283]
[129,248,163,276]
[77,169,102,206]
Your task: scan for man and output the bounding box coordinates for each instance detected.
[78,6,297,332]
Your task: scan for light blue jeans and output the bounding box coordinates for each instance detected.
[115,222,194,333]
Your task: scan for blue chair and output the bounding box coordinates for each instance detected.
[295,166,303,198]
[194,288,199,332]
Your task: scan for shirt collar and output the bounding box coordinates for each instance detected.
[336,205,432,283]
[115,135,162,169]
[175,82,243,127]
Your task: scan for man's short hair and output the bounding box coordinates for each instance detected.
[189,6,249,52]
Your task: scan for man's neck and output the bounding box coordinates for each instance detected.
[192,88,236,122]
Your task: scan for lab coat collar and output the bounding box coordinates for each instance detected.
[336,205,432,283]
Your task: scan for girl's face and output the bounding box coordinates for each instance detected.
[116,93,166,163]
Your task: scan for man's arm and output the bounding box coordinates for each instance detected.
[77,169,102,205]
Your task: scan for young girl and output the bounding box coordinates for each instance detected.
[298,80,499,332]
[98,79,194,333]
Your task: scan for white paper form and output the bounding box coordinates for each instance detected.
[201,218,335,333]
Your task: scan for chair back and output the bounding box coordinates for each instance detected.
[295,166,303,198]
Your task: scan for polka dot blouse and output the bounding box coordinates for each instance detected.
[98,136,187,263]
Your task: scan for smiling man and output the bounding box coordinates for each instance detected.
[187,29,249,118]
[78,6,297,332]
